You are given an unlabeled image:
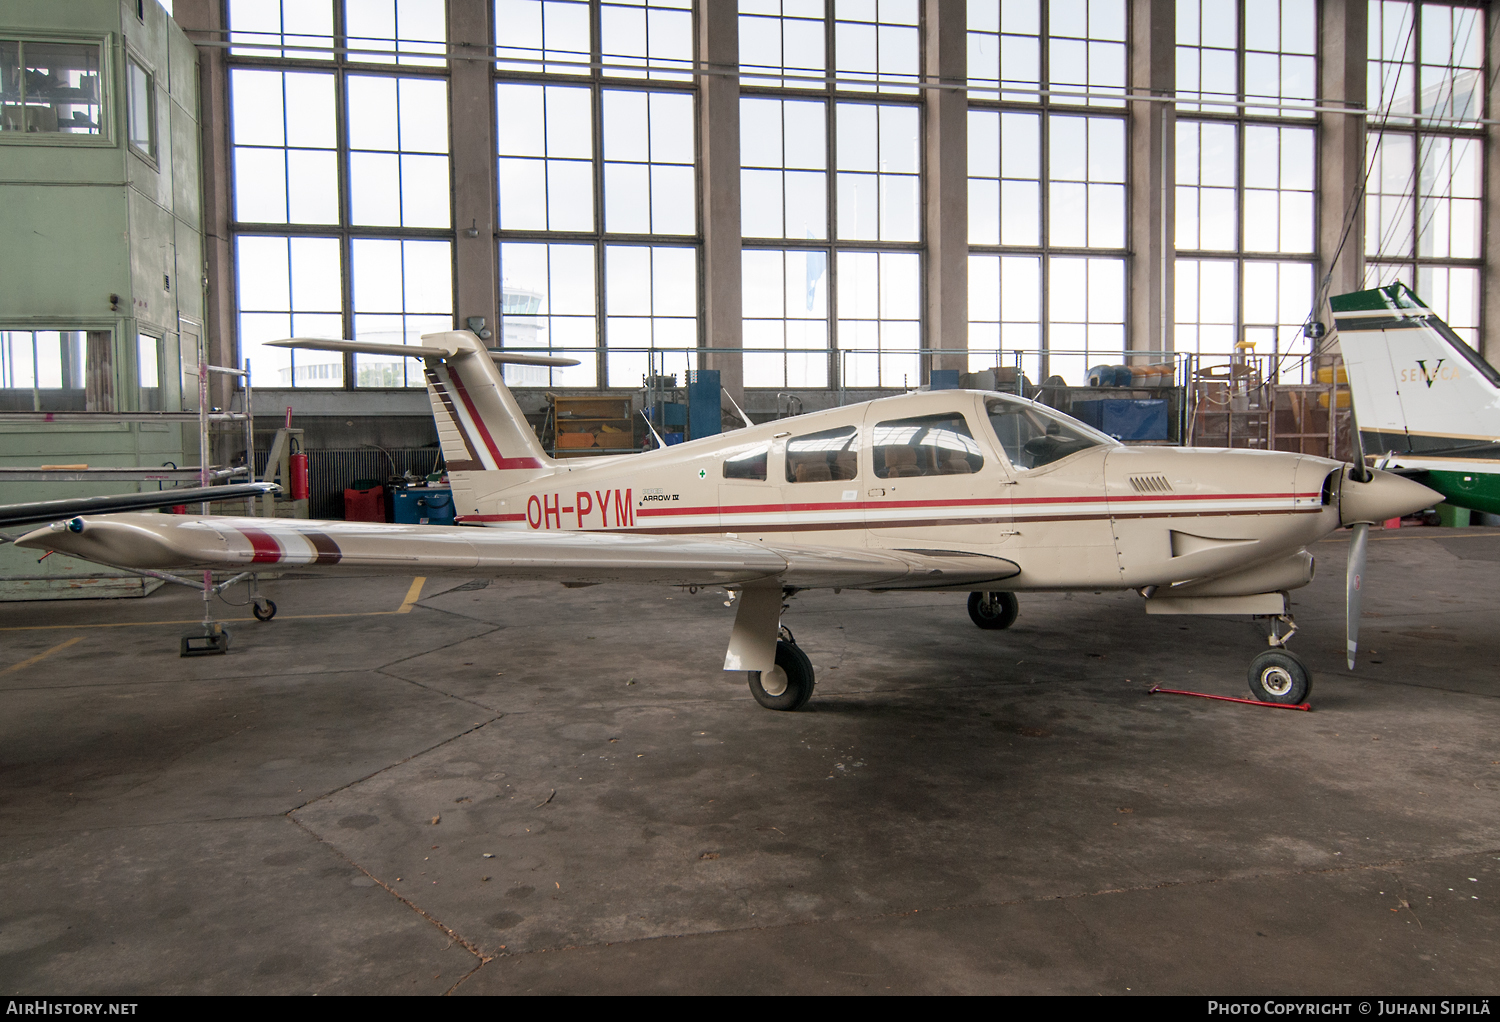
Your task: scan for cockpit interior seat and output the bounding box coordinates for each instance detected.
[794,460,832,482]
[881,446,924,477]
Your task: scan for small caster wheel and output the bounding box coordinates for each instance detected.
[748,639,815,711]
[1248,649,1312,704]
[252,600,277,622]
[967,591,1019,630]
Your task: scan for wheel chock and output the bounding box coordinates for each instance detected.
[181,627,231,657]
[1148,685,1310,711]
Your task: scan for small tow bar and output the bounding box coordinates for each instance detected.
[1148,685,1311,712]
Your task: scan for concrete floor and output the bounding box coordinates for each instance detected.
[1,527,1498,994]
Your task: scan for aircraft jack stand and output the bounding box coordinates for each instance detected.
[181,621,231,657]
[182,570,231,657]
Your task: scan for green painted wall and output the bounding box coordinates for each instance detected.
[0,0,203,588]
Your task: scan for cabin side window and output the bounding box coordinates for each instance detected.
[872,414,984,478]
[985,398,1111,469]
[723,444,769,480]
[784,426,859,483]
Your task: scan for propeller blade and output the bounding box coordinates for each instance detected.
[1346,521,1369,670]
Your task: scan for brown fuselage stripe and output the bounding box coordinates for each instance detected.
[304,530,343,564]
[624,506,1326,535]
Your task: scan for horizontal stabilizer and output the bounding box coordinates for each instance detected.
[266,337,580,367]
[0,483,279,530]
[265,338,459,359]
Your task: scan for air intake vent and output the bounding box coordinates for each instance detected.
[1129,474,1173,493]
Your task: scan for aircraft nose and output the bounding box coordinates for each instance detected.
[1339,466,1440,526]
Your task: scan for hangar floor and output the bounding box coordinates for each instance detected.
[1,527,1498,995]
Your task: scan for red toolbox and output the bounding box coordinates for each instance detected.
[343,485,385,522]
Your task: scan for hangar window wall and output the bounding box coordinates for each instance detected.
[215,1,1499,397]
[494,0,700,389]
[738,1,923,390]
[227,0,454,390]
[1172,0,1318,384]
[966,0,1129,386]
[1364,0,1485,346]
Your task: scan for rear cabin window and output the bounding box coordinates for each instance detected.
[873,414,984,478]
[723,444,768,480]
[785,426,859,483]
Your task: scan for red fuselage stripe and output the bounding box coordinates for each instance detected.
[636,491,1322,518]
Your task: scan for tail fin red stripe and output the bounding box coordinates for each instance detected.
[446,365,505,465]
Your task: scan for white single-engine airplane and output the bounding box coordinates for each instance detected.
[16,331,1436,708]
[1334,282,1500,517]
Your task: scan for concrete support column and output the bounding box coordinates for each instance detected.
[698,2,743,400]
[171,0,233,407]
[451,1,498,340]
[1128,0,1174,356]
[924,0,967,374]
[1317,0,1367,339]
[1483,18,1500,363]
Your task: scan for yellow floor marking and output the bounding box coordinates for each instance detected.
[397,576,427,613]
[2,635,83,673]
[0,577,436,634]
[0,611,417,633]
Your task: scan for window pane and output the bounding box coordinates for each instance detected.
[236,235,344,388]
[347,0,447,67]
[232,70,338,225]
[229,0,334,59]
[500,242,599,387]
[352,238,453,387]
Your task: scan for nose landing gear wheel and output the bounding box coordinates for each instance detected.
[1248,649,1312,704]
[748,639,815,711]
[252,599,277,622]
[967,591,1019,630]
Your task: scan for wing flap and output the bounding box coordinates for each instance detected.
[770,545,1021,590]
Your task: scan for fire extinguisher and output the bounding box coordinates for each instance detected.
[289,439,310,501]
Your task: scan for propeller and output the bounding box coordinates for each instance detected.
[1344,388,1371,670]
[1345,519,1368,670]
[1336,408,1441,669]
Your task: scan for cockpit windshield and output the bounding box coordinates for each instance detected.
[984,394,1117,470]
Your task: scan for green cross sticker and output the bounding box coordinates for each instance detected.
[697,468,708,479]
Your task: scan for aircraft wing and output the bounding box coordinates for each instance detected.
[11,514,1020,591]
[0,484,279,531]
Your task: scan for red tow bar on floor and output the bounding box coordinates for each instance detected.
[1148,685,1311,711]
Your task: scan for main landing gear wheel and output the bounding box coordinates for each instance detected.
[1248,649,1312,705]
[749,639,815,711]
[252,599,277,622]
[967,591,1019,630]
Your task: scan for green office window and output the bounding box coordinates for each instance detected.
[0,39,103,136]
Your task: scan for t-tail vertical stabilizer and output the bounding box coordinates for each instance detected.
[1331,283,1500,514]
[265,332,579,520]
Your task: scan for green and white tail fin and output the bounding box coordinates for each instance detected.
[1331,283,1500,459]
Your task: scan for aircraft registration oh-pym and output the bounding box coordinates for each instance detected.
[16,331,1436,708]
